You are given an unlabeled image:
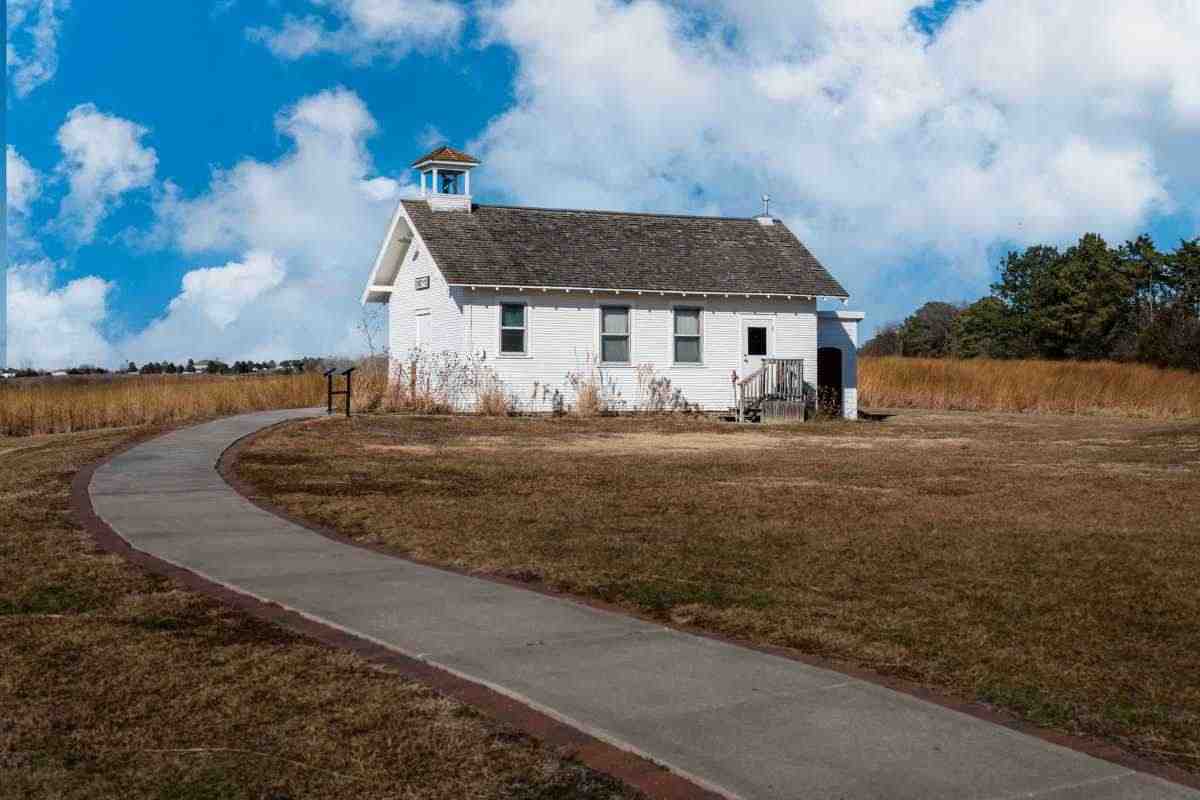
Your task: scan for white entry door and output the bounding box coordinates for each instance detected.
[415,309,431,349]
[741,317,772,373]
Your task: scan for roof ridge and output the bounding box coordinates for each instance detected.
[472,202,770,223]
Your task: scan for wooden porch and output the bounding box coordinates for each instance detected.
[736,358,809,423]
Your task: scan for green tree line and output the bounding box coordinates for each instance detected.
[862,234,1200,371]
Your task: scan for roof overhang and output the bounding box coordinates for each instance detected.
[413,158,480,171]
[362,203,415,304]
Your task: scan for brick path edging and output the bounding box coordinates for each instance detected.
[218,416,1200,794]
[70,429,723,800]
[69,416,1200,797]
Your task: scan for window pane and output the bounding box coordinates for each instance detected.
[601,307,628,335]
[501,304,525,329]
[601,336,629,363]
[501,329,525,353]
[674,308,700,336]
[675,337,701,363]
[747,326,768,356]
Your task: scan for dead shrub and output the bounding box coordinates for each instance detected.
[566,354,623,416]
[385,348,514,416]
[572,382,605,417]
[350,355,391,414]
[473,370,515,417]
[634,363,690,412]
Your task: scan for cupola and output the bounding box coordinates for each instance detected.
[412,145,480,212]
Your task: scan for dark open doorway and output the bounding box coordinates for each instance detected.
[817,347,843,414]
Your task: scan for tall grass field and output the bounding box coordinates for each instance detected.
[4,356,1196,436]
[860,357,1200,418]
[0,373,331,436]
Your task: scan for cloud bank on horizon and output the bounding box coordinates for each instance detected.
[6,0,1200,369]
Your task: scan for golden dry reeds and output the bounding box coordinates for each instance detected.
[859,356,1200,418]
[0,373,327,436]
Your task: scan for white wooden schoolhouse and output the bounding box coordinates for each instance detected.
[362,146,864,419]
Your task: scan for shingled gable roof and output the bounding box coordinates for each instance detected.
[401,201,849,298]
[410,146,480,167]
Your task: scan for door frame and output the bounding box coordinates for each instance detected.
[414,307,431,349]
[740,315,774,373]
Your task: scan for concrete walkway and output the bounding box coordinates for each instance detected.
[90,410,1197,800]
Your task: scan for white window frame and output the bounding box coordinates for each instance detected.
[498,301,530,357]
[671,306,704,365]
[598,304,633,365]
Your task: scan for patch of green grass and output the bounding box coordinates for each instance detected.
[0,584,101,615]
[499,763,641,800]
[977,684,1077,729]
[153,768,246,800]
[615,579,732,618]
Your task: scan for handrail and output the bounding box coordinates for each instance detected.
[737,367,765,387]
[736,358,805,422]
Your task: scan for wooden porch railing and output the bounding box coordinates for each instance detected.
[736,358,805,422]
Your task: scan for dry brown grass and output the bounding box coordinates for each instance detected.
[860,356,1200,418]
[0,374,328,436]
[0,429,638,799]
[571,383,606,417]
[237,411,1200,774]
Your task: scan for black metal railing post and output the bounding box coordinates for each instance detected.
[341,367,356,418]
[325,366,356,418]
[324,368,336,415]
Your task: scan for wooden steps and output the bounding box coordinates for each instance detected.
[736,358,808,423]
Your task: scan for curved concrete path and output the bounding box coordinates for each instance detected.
[90,410,1198,800]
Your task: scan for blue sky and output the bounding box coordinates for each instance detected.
[6,0,1199,369]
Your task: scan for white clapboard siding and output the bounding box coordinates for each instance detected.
[456,290,819,412]
[380,207,856,414]
[387,232,464,369]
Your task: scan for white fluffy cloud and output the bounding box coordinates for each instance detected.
[8,89,405,368]
[133,88,408,363]
[156,88,398,259]
[20,1,1200,368]
[120,252,289,362]
[55,104,158,244]
[475,0,1200,322]
[6,261,115,369]
[7,146,43,251]
[6,146,41,217]
[249,0,465,62]
[167,251,287,330]
[6,0,70,98]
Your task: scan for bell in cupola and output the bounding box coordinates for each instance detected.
[411,145,480,213]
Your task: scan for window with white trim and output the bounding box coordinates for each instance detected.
[500,303,526,354]
[600,306,631,363]
[673,307,702,363]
